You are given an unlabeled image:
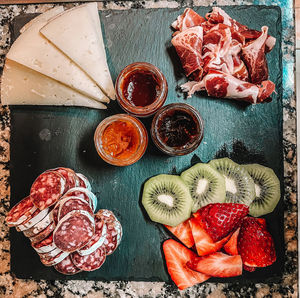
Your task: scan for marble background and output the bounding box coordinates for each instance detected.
[0,0,297,297]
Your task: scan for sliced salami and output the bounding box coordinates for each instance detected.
[57,196,93,222]
[6,196,37,227]
[30,222,55,245]
[53,210,95,252]
[71,246,106,271]
[16,208,49,232]
[76,173,92,191]
[40,250,69,266]
[30,171,66,210]
[63,187,97,211]
[52,204,59,226]
[23,210,53,238]
[32,232,56,253]
[54,255,81,275]
[49,167,78,191]
[39,246,62,260]
[77,215,107,256]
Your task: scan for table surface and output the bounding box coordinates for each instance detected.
[0,1,297,297]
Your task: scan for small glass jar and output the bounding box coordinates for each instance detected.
[151,103,204,156]
[115,62,168,117]
[94,114,148,166]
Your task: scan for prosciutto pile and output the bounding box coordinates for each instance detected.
[171,7,276,104]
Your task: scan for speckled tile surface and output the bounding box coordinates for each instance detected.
[0,0,297,297]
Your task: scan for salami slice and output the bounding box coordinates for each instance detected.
[30,171,66,210]
[23,210,53,238]
[62,187,97,211]
[77,216,107,256]
[30,222,55,245]
[53,210,95,252]
[52,204,60,226]
[6,196,37,227]
[54,255,81,275]
[39,246,62,260]
[40,250,69,266]
[32,232,56,253]
[76,173,92,191]
[58,196,93,222]
[71,246,106,271]
[16,208,49,232]
[49,167,78,191]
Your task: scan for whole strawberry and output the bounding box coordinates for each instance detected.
[238,217,276,267]
[194,203,249,242]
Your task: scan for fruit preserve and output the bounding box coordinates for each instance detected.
[151,103,204,156]
[94,114,148,166]
[115,62,168,117]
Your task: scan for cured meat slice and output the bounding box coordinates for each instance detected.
[76,173,92,191]
[23,210,53,237]
[6,196,37,227]
[40,250,69,266]
[32,232,56,253]
[63,187,97,211]
[48,167,78,191]
[30,171,66,210]
[172,8,205,32]
[181,70,275,103]
[16,208,49,232]
[241,26,269,84]
[53,210,95,252]
[52,204,60,226]
[58,196,93,222]
[39,246,62,260]
[54,255,82,275]
[77,215,107,256]
[171,26,204,81]
[71,246,106,271]
[30,221,55,245]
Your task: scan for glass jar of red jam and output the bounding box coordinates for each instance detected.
[115,62,168,117]
[151,103,204,156]
[94,114,148,166]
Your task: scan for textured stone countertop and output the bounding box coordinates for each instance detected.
[0,0,297,297]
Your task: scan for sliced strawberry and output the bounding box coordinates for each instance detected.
[163,239,210,290]
[238,217,276,267]
[193,203,249,242]
[189,217,230,256]
[187,252,243,278]
[165,220,195,248]
[223,228,240,255]
[243,264,256,272]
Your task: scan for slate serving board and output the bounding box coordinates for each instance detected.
[9,6,284,283]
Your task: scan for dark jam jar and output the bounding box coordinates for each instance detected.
[151,103,204,156]
[115,62,168,117]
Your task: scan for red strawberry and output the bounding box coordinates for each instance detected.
[163,239,210,290]
[189,217,230,256]
[223,228,240,255]
[237,217,276,267]
[243,264,256,272]
[187,252,243,278]
[165,220,195,248]
[256,218,266,229]
[193,203,249,242]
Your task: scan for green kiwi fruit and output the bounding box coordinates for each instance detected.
[209,158,255,206]
[142,174,193,226]
[180,163,226,212]
[242,164,280,217]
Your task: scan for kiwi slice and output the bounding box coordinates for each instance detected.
[209,158,255,206]
[243,164,280,217]
[142,174,193,226]
[180,163,226,212]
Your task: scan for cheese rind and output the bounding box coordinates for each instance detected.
[1,59,106,110]
[6,7,108,103]
[40,3,115,100]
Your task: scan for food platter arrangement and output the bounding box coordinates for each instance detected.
[2,2,284,288]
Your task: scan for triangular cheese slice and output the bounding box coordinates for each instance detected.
[6,7,108,104]
[40,3,115,100]
[1,59,106,109]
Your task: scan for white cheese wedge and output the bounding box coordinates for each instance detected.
[1,59,106,109]
[6,7,108,104]
[40,3,115,100]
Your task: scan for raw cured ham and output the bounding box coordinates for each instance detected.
[181,70,275,104]
[172,8,205,32]
[171,26,204,81]
[54,255,82,275]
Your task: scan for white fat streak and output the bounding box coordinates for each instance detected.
[255,184,261,197]
[31,210,53,234]
[40,246,62,258]
[224,176,238,194]
[243,26,269,55]
[181,80,205,98]
[17,208,50,231]
[196,179,209,195]
[213,7,233,27]
[158,194,174,207]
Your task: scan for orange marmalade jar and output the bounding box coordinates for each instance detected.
[94,114,148,166]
